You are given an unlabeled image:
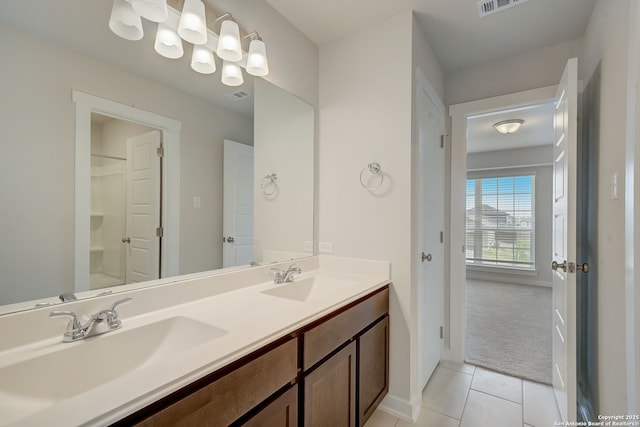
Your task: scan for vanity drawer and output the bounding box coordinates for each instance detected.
[133,337,297,427]
[303,287,389,370]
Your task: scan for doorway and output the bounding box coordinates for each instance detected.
[90,114,162,289]
[463,102,555,384]
[73,91,182,293]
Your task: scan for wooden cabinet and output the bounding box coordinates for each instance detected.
[358,316,389,426]
[240,385,298,427]
[114,286,389,427]
[304,342,357,427]
[123,338,297,427]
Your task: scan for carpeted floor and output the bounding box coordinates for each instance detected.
[465,279,552,384]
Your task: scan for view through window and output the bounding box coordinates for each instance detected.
[465,174,535,269]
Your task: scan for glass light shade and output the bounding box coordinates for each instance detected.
[109,0,144,41]
[178,0,207,45]
[493,119,524,134]
[191,45,216,74]
[132,0,168,23]
[246,39,269,76]
[154,23,184,59]
[216,20,242,62]
[221,61,244,86]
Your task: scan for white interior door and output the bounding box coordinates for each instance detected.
[223,140,254,268]
[552,57,578,422]
[417,71,446,389]
[126,130,161,283]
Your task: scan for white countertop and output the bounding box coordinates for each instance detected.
[0,256,390,426]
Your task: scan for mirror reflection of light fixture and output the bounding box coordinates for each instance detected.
[221,60,244,86]
[191,45,216,74]
[155,23,184,59]
[132,0,168,23]
[107,0,269,86]
[109,0,144,41]
[494,119,524,134]
[216,17,243,62]
[178,0,207,45]
[245,33,269,77]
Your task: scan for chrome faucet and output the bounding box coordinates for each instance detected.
[271,264,302,284]
[50,297,132,342]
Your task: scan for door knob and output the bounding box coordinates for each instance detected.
[576,262,589,273]
[122,237,130,243]
[421,252,432,262]
[225,236,235,243]
[551,260,567,272]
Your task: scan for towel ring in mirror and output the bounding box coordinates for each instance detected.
[360,162,383,190]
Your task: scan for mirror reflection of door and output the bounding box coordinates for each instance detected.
[90,114,161,289]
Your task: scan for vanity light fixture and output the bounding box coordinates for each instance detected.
[191,45,216,74]
[178,0,207,45]
[216,15,243,62]
[493,119,524,134]
[245,32,269,77]
[221,60,244,86]
[108,0,269,86]
[132,0,168,23]
[155,22,184,59]
[109,0,144,41]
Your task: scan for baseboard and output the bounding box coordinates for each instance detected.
[378,392,422,422]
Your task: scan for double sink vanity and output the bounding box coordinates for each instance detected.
[0,256,390,426]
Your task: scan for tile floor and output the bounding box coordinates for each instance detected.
[365,361,561,427]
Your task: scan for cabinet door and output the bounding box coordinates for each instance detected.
[358,316,389,427]
[240,385,298,427]
[304,342,356,427]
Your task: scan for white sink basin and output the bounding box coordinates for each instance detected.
[261,276,356,302]
[0,316,226,413]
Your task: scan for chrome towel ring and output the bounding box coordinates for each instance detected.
[261,173,278,196]
[360,162,383,190]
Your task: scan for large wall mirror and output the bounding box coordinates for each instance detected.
[0,0,315,314]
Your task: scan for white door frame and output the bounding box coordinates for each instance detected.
[73,90,181,292]
[447,85,557,362]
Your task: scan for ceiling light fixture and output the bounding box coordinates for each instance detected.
[493,119,524,134]
[108,0,269,86]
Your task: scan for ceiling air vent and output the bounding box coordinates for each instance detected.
[225,90,251,100]
[477,0,528,17]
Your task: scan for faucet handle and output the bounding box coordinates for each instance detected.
[50,310,81,332]
[110,297,132,312]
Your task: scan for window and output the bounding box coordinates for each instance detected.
[466,174,535,270]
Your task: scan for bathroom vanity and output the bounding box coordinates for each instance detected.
[0,256,390,427]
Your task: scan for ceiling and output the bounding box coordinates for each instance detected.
[265,0,597,72]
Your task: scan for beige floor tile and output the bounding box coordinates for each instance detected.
[471,367,523,404]
[364,409,399,427]
[523,381,561,427]
[439,360,476,375]
[460,390,523,427]
[396,407,460,427]
[422,366,472,419]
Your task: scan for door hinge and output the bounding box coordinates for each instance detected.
[440,231,444,243]
[440,134,445,148]
[440,326,444,339]
[157,145,164,158]
[156,226,163,237]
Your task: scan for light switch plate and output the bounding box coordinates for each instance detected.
[319,242,333,253]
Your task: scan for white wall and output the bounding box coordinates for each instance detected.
[319,9,445,419]
[446,38,583,106]
[466,146,553,287]
[581,0,634,414]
